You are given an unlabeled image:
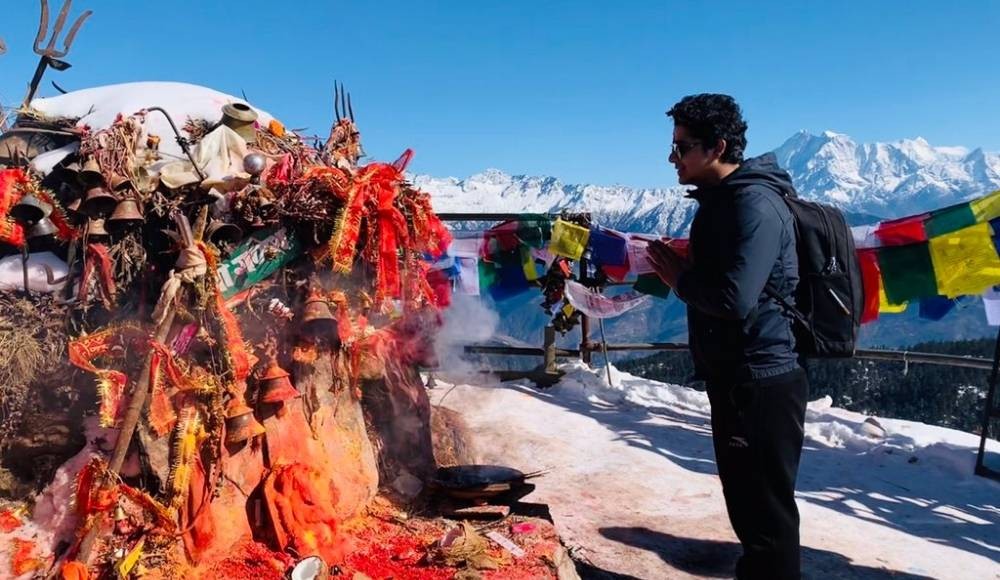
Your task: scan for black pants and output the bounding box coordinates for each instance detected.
[707,367,808,580]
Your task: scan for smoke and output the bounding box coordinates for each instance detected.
[433,293,500,385]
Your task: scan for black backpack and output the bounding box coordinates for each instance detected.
[767,195,863,358]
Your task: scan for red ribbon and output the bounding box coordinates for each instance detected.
[201,242,257,389]
[68,323,148,426]
[374,183,409,306]
[78,243,116,307]
[0,168,29,246]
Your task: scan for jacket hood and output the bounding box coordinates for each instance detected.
[690,153,797,200]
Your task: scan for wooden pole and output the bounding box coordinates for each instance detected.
[543,325,557,373]
[68,310,174,567]
[598,317,613,387]
[70,209,208,568]
[579,255,591,364]
[975,326,1000,479]
[21,244,30,293]
[23,56,49,107]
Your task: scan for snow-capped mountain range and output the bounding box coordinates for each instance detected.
[775,131,1000,216]
[414,131,1000,235]
[412,169,695,235]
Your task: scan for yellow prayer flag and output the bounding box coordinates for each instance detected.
[970,190,1000,222]
[521,247,541,281]
[878,284,907,313]
[549,219,590,260]
[928,222,1000,298]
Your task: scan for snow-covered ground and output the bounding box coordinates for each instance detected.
[431,362,1000,580]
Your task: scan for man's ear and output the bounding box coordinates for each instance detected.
[710,138,728,163]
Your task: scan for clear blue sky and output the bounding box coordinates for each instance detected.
[1,1,998,188]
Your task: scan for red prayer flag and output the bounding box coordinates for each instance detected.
[602,263,630,282]
[857,249,881,323]
[874,214,928,246]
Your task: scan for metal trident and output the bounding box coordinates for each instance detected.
[334,80,355,123]
[23,0,93,106]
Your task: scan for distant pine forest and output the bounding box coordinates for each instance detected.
[618,338,996,434]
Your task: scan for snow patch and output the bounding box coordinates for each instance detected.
[555,362,999,481]
[437,363,1000,579]
[554,361,709,414]
[29,82,276,160]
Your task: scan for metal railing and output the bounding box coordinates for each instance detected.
[464,342,997,370]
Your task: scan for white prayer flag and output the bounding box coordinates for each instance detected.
[626,235,656,275]
[456,257,480,296]
[983,286,1000,326]
[564,280,649,319]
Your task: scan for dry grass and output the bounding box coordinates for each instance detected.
[0,325,44,388]
[0,294,69,440]
[109,230,148,289]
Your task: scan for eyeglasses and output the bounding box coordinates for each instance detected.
[671,140,703,159]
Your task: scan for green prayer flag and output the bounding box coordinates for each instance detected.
[634,273,672,299]
[482,237,505,262]
[925,202,975,238]
[516,214,552,248]
[876,243,938,305]
[478,260,498,290]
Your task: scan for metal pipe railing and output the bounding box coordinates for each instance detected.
[464,343,995,371]
[437,212,563,221]
[464,345,580,357]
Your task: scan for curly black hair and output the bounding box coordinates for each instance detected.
[666,94,747,164]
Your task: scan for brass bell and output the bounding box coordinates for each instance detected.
[108,199,144,228]
[26,217,57,239]
[205,221,243,244]
[299,292,338,338]
[78,158,105,187]
[224,400,266,445]
[49,162,81,186]
[221,103,259,142]
[258,360,299,404]
[86,218,109,239]
[133,166,160,194]
[65,197,85,223]
[10,193,49,225]
[81,187,119,218]
[113,504,131,535]
[109,174,134,193]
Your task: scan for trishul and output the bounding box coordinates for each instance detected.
[22,0,93,106]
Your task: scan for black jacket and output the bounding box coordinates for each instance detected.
[675,153,800,382]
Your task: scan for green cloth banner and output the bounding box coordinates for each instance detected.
[633,273,672,299]
[876,242,938,305]
[924,202,976,238]
[516,214,552,248]
[478,260,498,290]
